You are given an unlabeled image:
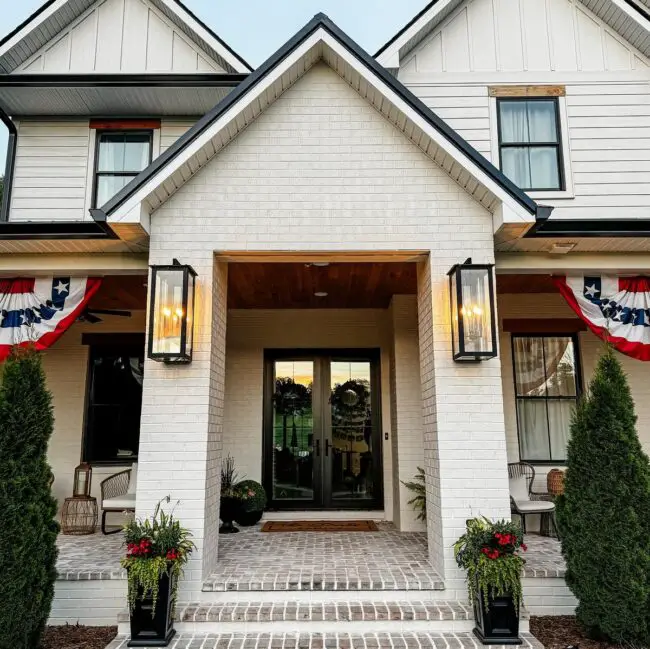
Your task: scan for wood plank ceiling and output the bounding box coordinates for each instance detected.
[227,262,418,309]
[88,275,148,310]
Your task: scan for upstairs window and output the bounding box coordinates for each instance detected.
[512,335,580,463]
[93,131,152,207]
[497,98,563,191]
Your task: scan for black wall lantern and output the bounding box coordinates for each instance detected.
[447,259,497,362]
[148,259,197,364]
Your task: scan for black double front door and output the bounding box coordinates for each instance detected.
[263,349,383,510]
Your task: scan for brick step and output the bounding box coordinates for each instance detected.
[117,600,530,636]
[107,631,543,649]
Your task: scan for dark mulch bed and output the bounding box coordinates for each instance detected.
[41,625,117,649]
[531,616,626,649]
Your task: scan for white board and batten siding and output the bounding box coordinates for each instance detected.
[10,119,197,222]
[16,0,225,74]
[398,0,650,220]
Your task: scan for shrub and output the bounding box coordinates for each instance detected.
[0,347,59,649]
[401,467,426,521]
[556,348,650,644]
[234,480,267,512]
[454,517,526,608]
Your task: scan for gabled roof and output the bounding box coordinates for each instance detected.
[0,0,252,74]
[91,13,547,232]
[375,0,650,68]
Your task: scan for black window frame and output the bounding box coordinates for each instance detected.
[82,340,145,466]
[496,97,565,192]
[92,130,153,208]
[511,333,582,465]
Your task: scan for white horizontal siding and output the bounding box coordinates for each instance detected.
[11,121,91,222]
[160,119,196,152]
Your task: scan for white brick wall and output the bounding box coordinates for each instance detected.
[147,61,509,583]
[49,580,127,626]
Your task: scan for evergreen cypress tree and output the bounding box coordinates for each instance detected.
[0,347,58,649]
[556,347,650,643]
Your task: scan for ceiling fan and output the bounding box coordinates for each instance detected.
[78,308,132,324]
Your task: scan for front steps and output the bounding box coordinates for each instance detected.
[117,599,530,636]
[106,631,544,649]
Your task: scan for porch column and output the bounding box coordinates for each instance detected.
[136,253,227,596]
[416,255,511,588]
[389,295,425,531]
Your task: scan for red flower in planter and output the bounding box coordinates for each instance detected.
[166,549,178,561]
[521,543,527,552]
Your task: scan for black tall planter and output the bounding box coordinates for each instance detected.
[219,496,241,533]
[472,588,522,645]
[128,570,176,647]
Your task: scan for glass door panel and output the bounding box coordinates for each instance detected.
[271,360,316,503]
[327,360,376,505]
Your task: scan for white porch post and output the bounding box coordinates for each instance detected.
[389,295,425,532]
[136,253,228,596]
[416,255,511,590]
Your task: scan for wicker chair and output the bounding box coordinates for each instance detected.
[100,467,135,534]
[508,462,558,537]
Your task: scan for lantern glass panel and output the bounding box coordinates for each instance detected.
[73,463,92,497]
[450,270,459,356]
[151,269,185,356]
[185,272,195,357]
[459,268,493,354]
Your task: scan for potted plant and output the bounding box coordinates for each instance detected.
[454,517,527,645]
[219,455,243,534]
[401,466,426,521]
[121,497,194,647]
[234,479,267,526]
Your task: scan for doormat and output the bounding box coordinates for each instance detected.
[261,520,378,532]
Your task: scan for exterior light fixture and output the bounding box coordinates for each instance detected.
[148,259,197,364]
[447,258,497,362]
[73,462,92,497]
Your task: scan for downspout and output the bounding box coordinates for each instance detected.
[0,106,16,223]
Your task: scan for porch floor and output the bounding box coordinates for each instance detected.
[54,525,565,583]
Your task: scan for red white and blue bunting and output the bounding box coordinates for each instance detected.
[0,277,102,362]
[554,275,650,362]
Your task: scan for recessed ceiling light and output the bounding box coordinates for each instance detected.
[312,262,330,267]
[314,291,328,297]
[548,242,577,255]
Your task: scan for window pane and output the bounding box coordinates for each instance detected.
[124,134,150,171]
[502,147,531,188]
[97,133,125,172]
[499,101,529,143]
[529,147,560,190]
[516,399,550,461]
[547,400,574,461]
[513,337,546,396]
[527,101,557,142]
[96,175,132,206]
[544,337,577,396]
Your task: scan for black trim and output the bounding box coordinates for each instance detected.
[624,0,650,23]
[82,333,146,347]
[95,13,543,221]
[525,218,650,238]
[0,105,16,223]
[375,0,440,57]
[511,333,582,464]
[0,0,252,72]
[0,73,247,88]
[0,220,118,240]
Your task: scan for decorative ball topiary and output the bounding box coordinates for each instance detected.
[234,480,267,526]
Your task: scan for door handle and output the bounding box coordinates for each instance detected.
[315,439,320,457]
[325,440,331,457]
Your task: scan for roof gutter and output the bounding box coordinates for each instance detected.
[0,73,248,88]
[0,105,16,223]
[525,218,650,238]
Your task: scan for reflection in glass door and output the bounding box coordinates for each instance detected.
[327,360,375,505]
[264,350,382,510]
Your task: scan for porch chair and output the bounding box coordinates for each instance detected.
[508,462,558,537]
[100,463,137,534]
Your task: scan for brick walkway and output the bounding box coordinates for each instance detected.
[55,525,565,583]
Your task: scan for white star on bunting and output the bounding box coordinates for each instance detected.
[584,283,599,298]
[54,280,69,295]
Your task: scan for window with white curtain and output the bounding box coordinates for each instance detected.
[512,335,580,463]
[497,99,563,191]
[93,131,152,207]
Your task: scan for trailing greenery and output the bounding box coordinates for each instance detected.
[556,348,650,644]
[122,497,194,616]
[234,479,267,512]
[455,517,527,609]
[0,347,59,649]
[401,467,426,521]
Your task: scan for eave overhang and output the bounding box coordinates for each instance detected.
[525,218,650,238]
[91,13,545,236]
[0,73,247,117]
